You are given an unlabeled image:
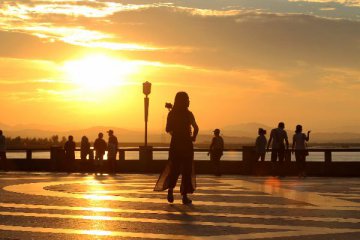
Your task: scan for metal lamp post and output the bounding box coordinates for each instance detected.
[143,81,151,147]
[139,81,153,169]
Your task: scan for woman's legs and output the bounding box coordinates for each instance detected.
[167,188,174,203]
[180,151,195,204]
[166,159,180,203]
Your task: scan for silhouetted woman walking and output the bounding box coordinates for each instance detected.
[154,92,199,204]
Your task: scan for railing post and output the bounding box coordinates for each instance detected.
[119,149,125,161]
[325,150,332,163]
[50,146,65,171]
[242,146,255,174]
[24,149,32,171]
[26,149,32,161]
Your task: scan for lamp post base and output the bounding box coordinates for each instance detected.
[139,146,153,172]
[139,146,153,162]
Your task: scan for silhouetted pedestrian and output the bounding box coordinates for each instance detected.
[154,92,199,204]
[292,125,310,177]
[0,130,8,171]
[255,128,267,161]
[64,135,76,172]
[107,130,118,174]
[208,129,224,176]
[267,122,289,176]
[94,132,107,173]
[80,136,91,161]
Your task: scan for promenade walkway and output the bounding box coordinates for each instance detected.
[0,173,359,239]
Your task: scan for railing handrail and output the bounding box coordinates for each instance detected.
[6,147,360,152]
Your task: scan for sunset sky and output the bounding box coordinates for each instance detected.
[0,0,359,133]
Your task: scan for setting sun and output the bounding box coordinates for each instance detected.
[63,54,140,91]
[0,0,359,133]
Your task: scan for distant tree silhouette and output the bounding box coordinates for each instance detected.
[5,136,69,148]
[51,135,59,145]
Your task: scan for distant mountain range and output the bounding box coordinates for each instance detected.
[1,122,360,144]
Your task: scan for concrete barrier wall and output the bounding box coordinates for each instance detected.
[2,158,360,176]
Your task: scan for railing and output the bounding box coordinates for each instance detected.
[5,147,360,162]
[3,146,360,176]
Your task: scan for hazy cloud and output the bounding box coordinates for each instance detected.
[0,1,359,129]
[102,8,360,70]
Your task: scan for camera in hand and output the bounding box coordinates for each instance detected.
[165,102,173,110]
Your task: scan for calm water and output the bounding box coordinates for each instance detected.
[5,151,360,162]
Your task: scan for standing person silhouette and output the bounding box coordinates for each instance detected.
[64,135,76,173]
[154,92,199,204]
[0,130,7,171]
[80,136,91,171]
[292,125,310,177]
[94,132,107,173]
[80,136,91,161]
[255,128,267,161]
[267,122,289,176]
[208,128,224,176]
[107,130,118,174]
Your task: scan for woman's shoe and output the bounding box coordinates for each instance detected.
[182,195,192,205]
[167,189,174,203]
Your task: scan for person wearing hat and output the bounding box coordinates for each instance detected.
[208,128,224,176]
[107,130,118,174]
[255,128,267,161]
[94,132,107,173]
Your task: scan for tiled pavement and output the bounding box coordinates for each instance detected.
[0,172,359,239]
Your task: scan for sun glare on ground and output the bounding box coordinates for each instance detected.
[63,54,139,91]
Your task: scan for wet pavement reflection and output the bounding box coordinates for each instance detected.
[0,172,359,239]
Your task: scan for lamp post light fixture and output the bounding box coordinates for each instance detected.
[143,81,151,96]
[139,81,153,168]
[143,81,151,147]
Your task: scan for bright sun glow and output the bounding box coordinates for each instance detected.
[63,54,139,91]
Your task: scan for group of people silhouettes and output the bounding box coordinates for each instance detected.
[0,91,312,205]
[63,130,118,173]
[154,92,311,204]
[254,122,311,177]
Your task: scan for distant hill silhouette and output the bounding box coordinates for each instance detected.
[1,122,360,143]
[222,122,272,137]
